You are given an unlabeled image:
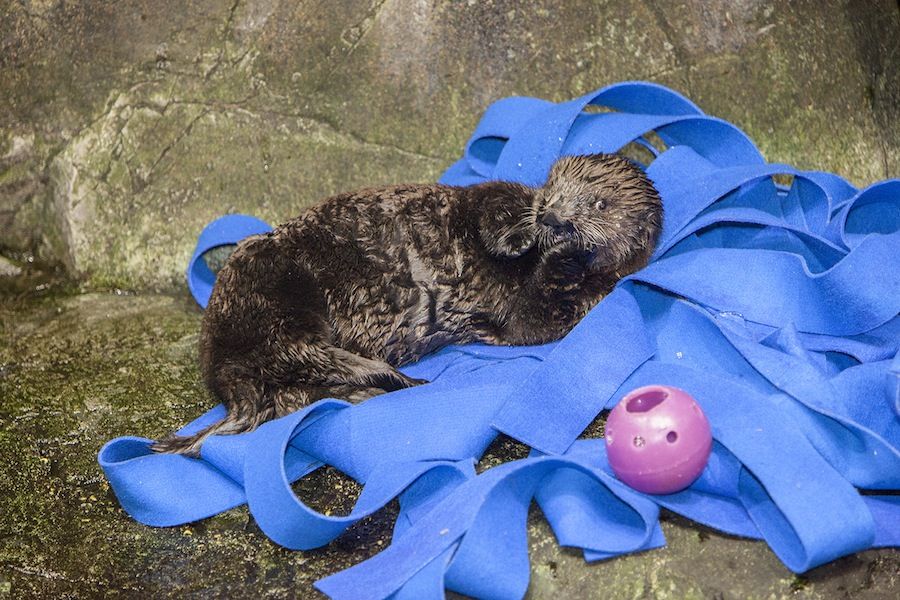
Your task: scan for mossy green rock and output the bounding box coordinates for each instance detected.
[48,88,443,288]
[2,0,898,287]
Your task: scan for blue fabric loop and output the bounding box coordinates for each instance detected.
[588,80,703,116]
[316,449,662,600]
[716,322,900,489]
[836,180,900,247]
[491,83,761,186]
[660,206,847,273]
[186,214,273,308]
[437,158,484,186]
[632,232,899,336]
[99,434,253,527]
[650,162,829,255]
[102,81,899,597]
[245,402,474,550]
[465,96,555,178]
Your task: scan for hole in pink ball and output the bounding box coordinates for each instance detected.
[666,431,678,443]
[626,389,668,413]
[633,436,645,447]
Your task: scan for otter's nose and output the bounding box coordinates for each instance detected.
[541,211,575,235]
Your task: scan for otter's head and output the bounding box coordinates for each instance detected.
[536,153,663,271]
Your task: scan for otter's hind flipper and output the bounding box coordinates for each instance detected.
[326,346,428,391]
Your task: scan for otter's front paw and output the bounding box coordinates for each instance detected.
[494,225,539,258]
[540,242,593,290]
[481,214,538,258]
[474,182,539,258]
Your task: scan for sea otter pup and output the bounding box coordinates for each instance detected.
[153,153,662,455]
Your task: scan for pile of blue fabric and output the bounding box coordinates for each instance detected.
[99,82,899,600]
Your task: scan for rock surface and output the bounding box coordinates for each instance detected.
[2,0,899,287]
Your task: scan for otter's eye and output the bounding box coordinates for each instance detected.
[595,198,607,210]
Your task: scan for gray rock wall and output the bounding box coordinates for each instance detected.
[2,0,898,289]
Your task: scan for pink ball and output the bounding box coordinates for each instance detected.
[605,385,712,495]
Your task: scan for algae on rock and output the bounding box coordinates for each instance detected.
[3,0,898,289]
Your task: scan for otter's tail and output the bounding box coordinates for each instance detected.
[149,382,396,457]
[150,381,308,457]
[149,408,263,457]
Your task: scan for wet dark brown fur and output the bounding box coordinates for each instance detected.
[153,154,662,455]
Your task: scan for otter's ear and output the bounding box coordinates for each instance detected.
[475,183,538,258]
